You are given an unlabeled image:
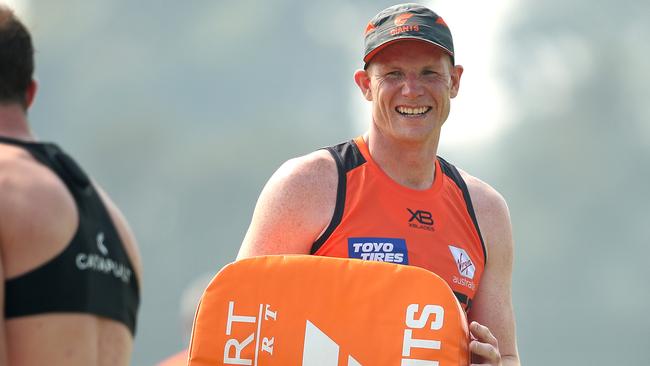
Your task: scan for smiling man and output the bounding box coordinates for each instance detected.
[237,3,520,365]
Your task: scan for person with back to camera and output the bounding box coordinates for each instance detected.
[237,3,520,365]
[0,6,142,365]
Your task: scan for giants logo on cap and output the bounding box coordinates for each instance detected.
[390,13,419,36]
[394,13,414,26]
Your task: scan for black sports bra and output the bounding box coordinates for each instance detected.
[1,136,140,335]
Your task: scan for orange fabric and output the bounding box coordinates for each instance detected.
[315,137,484,311]
[157,350,188,366]
[188,255,469,366]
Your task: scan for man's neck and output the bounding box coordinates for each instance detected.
[0,104,35,141]
[365,130,440,190]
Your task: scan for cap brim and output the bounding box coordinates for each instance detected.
[363,36,454,64]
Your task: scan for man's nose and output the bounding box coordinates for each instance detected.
[401,75,424,98]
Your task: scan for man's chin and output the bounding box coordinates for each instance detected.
[390,129,438,144]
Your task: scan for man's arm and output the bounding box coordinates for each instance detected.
[463,172,520,366]
[0,253,8,366]
[0,158,16,366]
[237,150,338,259]
[0,152,80,366]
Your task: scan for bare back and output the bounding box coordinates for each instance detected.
[0,143,142,366]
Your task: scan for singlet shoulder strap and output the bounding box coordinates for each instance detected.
[0,136,91,191]
[437,156,487,264]
[0,136,49,166]
[310,140,366,254]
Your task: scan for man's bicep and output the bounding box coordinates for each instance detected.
[237,155,337,259]
[469,248,517,357]
[237,180,311,258]
[0,251,9,365]
[0,184,9,364]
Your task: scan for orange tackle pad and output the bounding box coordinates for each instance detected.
[188,255,469,366]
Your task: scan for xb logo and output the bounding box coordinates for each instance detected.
[407,208,434,226]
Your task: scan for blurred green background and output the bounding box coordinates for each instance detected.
[9,0,649,364]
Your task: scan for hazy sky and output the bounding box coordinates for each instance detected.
[13,0,516,150]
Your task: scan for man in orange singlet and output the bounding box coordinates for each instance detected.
[237,4,519,365]
[0,6,142,365]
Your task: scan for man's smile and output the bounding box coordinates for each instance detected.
[395,105,432,116]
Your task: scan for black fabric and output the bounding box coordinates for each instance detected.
[453,291,473,312]
[438,157,487,264]
[1,136,140,335]
[310,140,366,254]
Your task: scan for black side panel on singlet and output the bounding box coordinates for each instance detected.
[437,156,487,264]
[310,140,366,254]
[1,136,140,334]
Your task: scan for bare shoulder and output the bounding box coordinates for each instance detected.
[0,145,76,218]
[258,149,338,215]
[0,144,43,188]
[458,170,510,221]
[0,145,78,277]
[457,169,513,257]
[238,149,338,258]
[269,149,337,194]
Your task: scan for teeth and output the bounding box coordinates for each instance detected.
[397,106,429,115]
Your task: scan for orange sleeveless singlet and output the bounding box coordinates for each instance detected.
[311,137,486,311]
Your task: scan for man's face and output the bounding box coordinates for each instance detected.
[358,40,462,143]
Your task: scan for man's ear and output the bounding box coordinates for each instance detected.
[353,69,373,101]
[25,79,37,109]
[450,65,463,99]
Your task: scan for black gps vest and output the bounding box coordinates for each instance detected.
[1,136,140,335]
